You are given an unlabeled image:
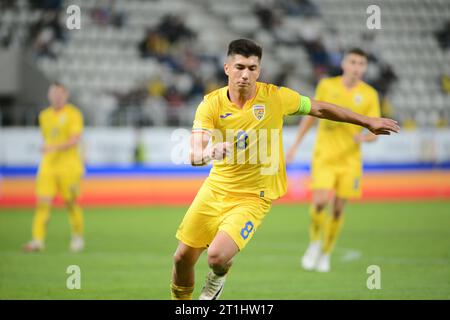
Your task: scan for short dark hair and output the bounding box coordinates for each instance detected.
[51,81,67,89]
[345,48,368,59]
[227,39,262,60]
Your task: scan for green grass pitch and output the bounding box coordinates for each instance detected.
[1,201,449,299]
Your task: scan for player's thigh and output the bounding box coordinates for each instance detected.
[176,183,223,249]
[58,170,83,202]
[311,163,337,192]
[218,196,272,251]
[336,170,362,199]
[36,168,57,199]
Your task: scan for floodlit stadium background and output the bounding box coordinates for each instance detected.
[0,0,449,299]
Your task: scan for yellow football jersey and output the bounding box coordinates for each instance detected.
[193,82,308,200]
[38,103,84,173]
[313,76,380,170]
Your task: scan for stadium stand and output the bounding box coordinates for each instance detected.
[0,0,448,127]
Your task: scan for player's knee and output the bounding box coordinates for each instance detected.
[207,249,228,269]
[315,201,328,212]
[332,208,343,218]
[64,199,76,209]
[173,248,195,267]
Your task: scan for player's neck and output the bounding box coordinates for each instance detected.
[341,75,360,90]
[52,104,65,112]
[227,85,257,108]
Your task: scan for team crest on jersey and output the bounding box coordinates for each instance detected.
[354,94,363,105]
[252,104,265,120]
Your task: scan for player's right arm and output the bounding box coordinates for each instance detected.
[190,131,232,166]
[190,99,232,166]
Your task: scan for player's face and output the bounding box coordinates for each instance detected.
[48,85,68,108]
[341,53,367,80]
[224,54,261,90]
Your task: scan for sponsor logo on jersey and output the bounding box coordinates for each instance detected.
[220,113,233,119]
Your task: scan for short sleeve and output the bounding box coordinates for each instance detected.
[192,99,215,133]
[69,109,84,136]
[279,87,301,116]
[279,86,311,116]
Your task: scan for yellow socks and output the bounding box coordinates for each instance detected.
[171,283,194,300]
[68,203,84,236]
[322,215,344,254]
[309,206,327,242]
[32,202,51,241]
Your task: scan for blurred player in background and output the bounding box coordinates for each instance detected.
[286,48,381,272]
[171,40,398,300]
[23,83,85,253]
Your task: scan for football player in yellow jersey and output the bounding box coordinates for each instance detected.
[286,48,380,272]
[171,40,398,300]
[23,83,85,253]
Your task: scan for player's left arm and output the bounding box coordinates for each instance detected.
[281,87,398,135]
[43,135,81,153]
[308,98,399,135]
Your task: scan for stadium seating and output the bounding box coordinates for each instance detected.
[0,0,448,127]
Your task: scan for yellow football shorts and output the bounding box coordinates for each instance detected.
[176,182,272,250]
[311,163,362,199]
[36,167,83,201]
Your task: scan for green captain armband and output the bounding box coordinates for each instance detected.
[296,96,311,115]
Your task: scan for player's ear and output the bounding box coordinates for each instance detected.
[224,63,230,76]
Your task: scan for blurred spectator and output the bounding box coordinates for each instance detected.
[91,0,126,28]
[274,62,295,86]
[304,39,329,80]
[323,29,344,76]
[441,74,450,94]
[370,63,398,100]
[434,21,450,50]
[147,76,166,98]
[29,0,62,10]
[0,24,13,48]
[138,29,170,59]
[29,10,65,59]
[280,0,320,17]
[253,0,282,31]
[165,86,184,126]
[157,14,195,44]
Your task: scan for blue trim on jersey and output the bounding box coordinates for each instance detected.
[1,162,449,177]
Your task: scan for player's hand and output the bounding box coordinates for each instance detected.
[285,146,298,164]
[209,142,233,161]
[366,117,400,135]
[353,133,366,143]
[41,145,57,153]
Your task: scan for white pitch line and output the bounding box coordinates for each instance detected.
[339,247,362,262]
